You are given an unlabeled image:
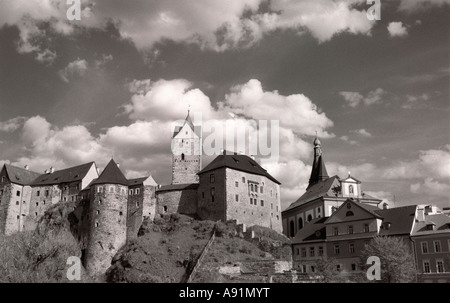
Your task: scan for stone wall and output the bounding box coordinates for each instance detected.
[127,184,144,240]
[224,168,283,233]
[25,185,61,231]
[156,187,198,216]
[197,169,226,222]
[172,155,201,184]
[142,185,156,221]
[85,184,128,276]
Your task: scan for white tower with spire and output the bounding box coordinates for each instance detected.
[171,110,202,184]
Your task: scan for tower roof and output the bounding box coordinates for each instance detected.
[172,110,201,138]
[308,137,329,188]
[90,159,128,186]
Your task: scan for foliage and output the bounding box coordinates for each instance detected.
[359,236,417,283]
[313,256,347,283]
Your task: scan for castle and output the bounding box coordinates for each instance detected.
[0,112,282,276]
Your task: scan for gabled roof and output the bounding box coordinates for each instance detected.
[292,217,328,244]
[2,164,41,186]
[128,175,158,187]
[324,198,382,225]
[284,176,340,212]
[89,159,128,186]
[197,151,281,184]
[374,205,417,236]
[341,175,362,184]
[173,112,202,138]
[31,162,95,186]
[411,213,450,236]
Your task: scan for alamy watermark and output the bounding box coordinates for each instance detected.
[170,112,280,163]
[66,0,81,21]
[366,256,381,281]
[367,0,381,21]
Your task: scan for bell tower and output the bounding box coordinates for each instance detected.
[171,110,202,184]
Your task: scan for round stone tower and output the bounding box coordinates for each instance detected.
[84,159,129,276]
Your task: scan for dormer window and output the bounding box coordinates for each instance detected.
[349,185,354,194]
[382,222,391,230]
[426,223,435,231]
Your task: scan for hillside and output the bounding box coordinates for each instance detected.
[106,214,292,283]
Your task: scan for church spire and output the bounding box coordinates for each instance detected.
[308,135,329,188]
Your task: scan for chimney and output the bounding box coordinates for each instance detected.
[50,167,55,174]
[383,202,389,210]
[45,169,49,174]
[116,163,120,168]
[24,165,29,170]
[416,208,425,222]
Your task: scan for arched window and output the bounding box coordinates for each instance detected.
[349,185,354,194]
[298,217,304,229]
[346,211,354,217]
[290,221,295,237]
[307,214,313,222]
[181,153,185,161]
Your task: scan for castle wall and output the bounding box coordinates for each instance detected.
[85,184,128,276]
[0,183,26,235]
[172,154,201,184]
[224,168,283,233]
[24,185,60,231]
[156,188,198,216]
[142,185,156,221]
[126,185,144,240]
[197,168,227,222]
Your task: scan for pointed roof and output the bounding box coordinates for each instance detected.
[198,151,281,184]
[374,205,417,236]
[90,159,128,186]
[2,164,41,186]
[308,136,329,188]
[173,111,202,138]
[31,162,95,186]
[292,217,328,244]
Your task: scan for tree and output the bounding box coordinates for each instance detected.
[314,256,347,283]
[359,236,417,283]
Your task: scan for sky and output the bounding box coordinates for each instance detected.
[0,0,449,211]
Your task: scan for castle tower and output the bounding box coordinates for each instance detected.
[171,110,202,184]
[308,136,329,188]
[84,159,129,276]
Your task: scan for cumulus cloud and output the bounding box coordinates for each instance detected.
[387,22,408,37]
[410,178,450,197]
[340,135,358,145]
[0,117,27,132]
[58,59,88,83]
[340,88,385,107]
[1,0,379,58]
[402,93,430,109]
[352,129,372,137]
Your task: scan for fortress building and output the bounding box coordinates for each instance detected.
[0,111,282,276]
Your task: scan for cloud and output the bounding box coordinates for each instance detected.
[0,117,27,132]
[398,0,450,11]
[58,59,88,83]
[410,178,450,197]
[94,54,113,68]
[352,129,372,137]
[387,22,408,37]
[340,88,385,107]
[340,135,358,145]
[402,93,430,109]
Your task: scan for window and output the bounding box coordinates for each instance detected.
[45,190,49,197]
[210,174,215,183]
[109,187,114,193]
[16,190,21,196]
[351,264,356,271]
[235,181,239,188]
[98,199,102,205]
[302,265,307,273]
[202,192,205,199]
[135,188,140,195]
[255,185,258,193]
[421,242,429,254]
[434,241,441,253]
[210,187,215,202]
[364,224,370,233]
[37,190,40,196]
[260,200,264,207]
[251,184,254,192]
[307,214,312,222]
[260,186,263,193]
[1,176,5,183]
[129,189,133,195]
[437,260,445,273]
[235,194,239,202]
[301,248,306,258]
[349,243,355,254]
[163,206,168,212]
[270,190,273,197]
[346,211,354,217]
[242,177,245,183]
[309,247,315,257]
[97,186,103,193]
[289,221,295,237]
[333,227,339,236]
[17,215,19,219]
[423,261,431,273]
[349,185,354,194]
[334,244,340,255]
[96,210,100,215]
[136,202,140,207]
[35,212,38,217]
[181,153,185,161]
[348,225,354,234]
[298,218,303,229]
[336,265,341,271]
[95,221,99,228]
[43,200,46,205]
[16,201,19,205]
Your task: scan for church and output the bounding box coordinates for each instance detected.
[281,137,382,238]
